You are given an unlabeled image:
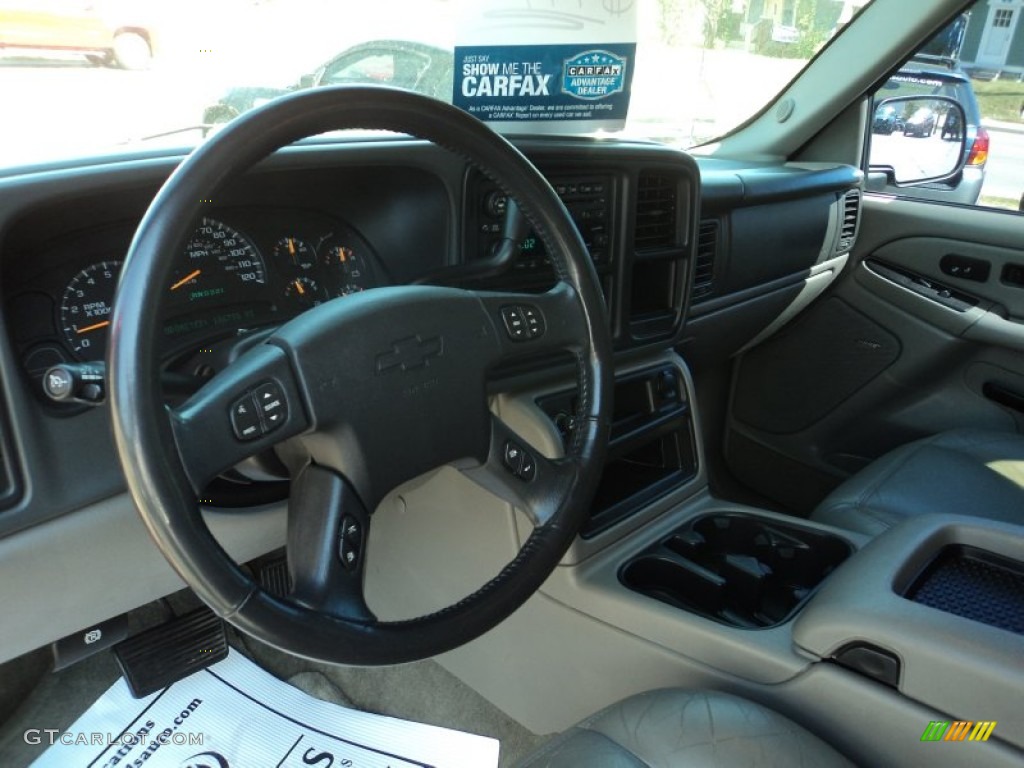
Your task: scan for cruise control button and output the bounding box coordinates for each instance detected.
[44,367,73,399]
[230,395,261,441]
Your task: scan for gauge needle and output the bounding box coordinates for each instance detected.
[76,320,110,334]
[294,279,305,295]
[288,238,296,260]
[170,269,201,291]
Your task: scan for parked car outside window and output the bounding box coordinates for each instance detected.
[0,0,157,70]
[872,63,989,204]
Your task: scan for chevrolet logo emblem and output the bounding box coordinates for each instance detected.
[375,335,444,374]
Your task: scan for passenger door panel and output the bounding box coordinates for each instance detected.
[725,196,1024,513]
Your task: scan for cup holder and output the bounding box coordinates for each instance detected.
[621,513,853,628]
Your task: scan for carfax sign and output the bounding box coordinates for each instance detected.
[453,0,637,134]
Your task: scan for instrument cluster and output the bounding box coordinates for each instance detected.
[9,207,384,380]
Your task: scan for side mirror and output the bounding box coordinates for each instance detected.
[297,73,316,89]
[869,95,968,186]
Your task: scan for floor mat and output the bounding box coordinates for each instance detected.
[25,649,499,768]
[0,648,123,768]
[238,634,548,767]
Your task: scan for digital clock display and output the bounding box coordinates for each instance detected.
[519,235,544,255]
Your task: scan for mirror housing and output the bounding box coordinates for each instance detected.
[869,95,968,186]
[297,73,317,89]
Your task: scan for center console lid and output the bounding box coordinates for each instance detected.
[793,514,1024,750]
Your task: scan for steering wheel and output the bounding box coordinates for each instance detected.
[109,87,611,665]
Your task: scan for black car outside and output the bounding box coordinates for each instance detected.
[872,104,904,135]
[202,40,454,125]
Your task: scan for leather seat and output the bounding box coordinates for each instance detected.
[516,689,852,767]
[812,429,1024,537]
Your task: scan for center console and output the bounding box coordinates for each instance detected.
[538,364,698,539]
[621,512,852,628]
[792,515,1024,750]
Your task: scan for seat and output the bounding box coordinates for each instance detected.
[516,689,852,767]
[812,429,1024,537]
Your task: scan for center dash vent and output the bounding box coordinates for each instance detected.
[692,219,719,303]
[635,173,678,251]
[836,190,861,253]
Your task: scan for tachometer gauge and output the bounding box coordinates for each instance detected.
[274,237,316,272]
[60,260,121,359]
[171,218,265,305]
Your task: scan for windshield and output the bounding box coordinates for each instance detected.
[0,0,874,169]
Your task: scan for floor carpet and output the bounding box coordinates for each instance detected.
[0,624,548,768]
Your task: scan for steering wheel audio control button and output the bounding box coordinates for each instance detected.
[520,305,545,338]
[230,396,261,441]
[519,452,537,482]
[500,305,545,341]
[254,381,288,434]
[503,440,525,473]
[500,306,528,340]
[503,440,536,481]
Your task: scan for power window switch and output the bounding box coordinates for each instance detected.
[940,254,990,282]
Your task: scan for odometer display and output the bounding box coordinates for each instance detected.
[60,260,121,359]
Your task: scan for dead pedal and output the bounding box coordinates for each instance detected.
[114,607,227,698]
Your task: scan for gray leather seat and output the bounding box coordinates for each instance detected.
[516,689,852,767]
[812,429,1024,537]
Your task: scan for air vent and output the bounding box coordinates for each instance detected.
[634,173,677,251]
[692,219,719,302]
[836,190,860,253]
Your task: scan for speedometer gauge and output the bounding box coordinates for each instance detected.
[171,218,265,305]
[60,261,121,359]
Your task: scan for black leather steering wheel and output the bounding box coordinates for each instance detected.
[109,86,611,665]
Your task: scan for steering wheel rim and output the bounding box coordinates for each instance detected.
[109,86,612,665]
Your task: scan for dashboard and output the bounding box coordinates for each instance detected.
[0,133,865,678]
[0,138,859,538]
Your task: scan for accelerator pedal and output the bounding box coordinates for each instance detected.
[114,607,227,697]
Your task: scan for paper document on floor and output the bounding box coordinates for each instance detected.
[31,649,499,768]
